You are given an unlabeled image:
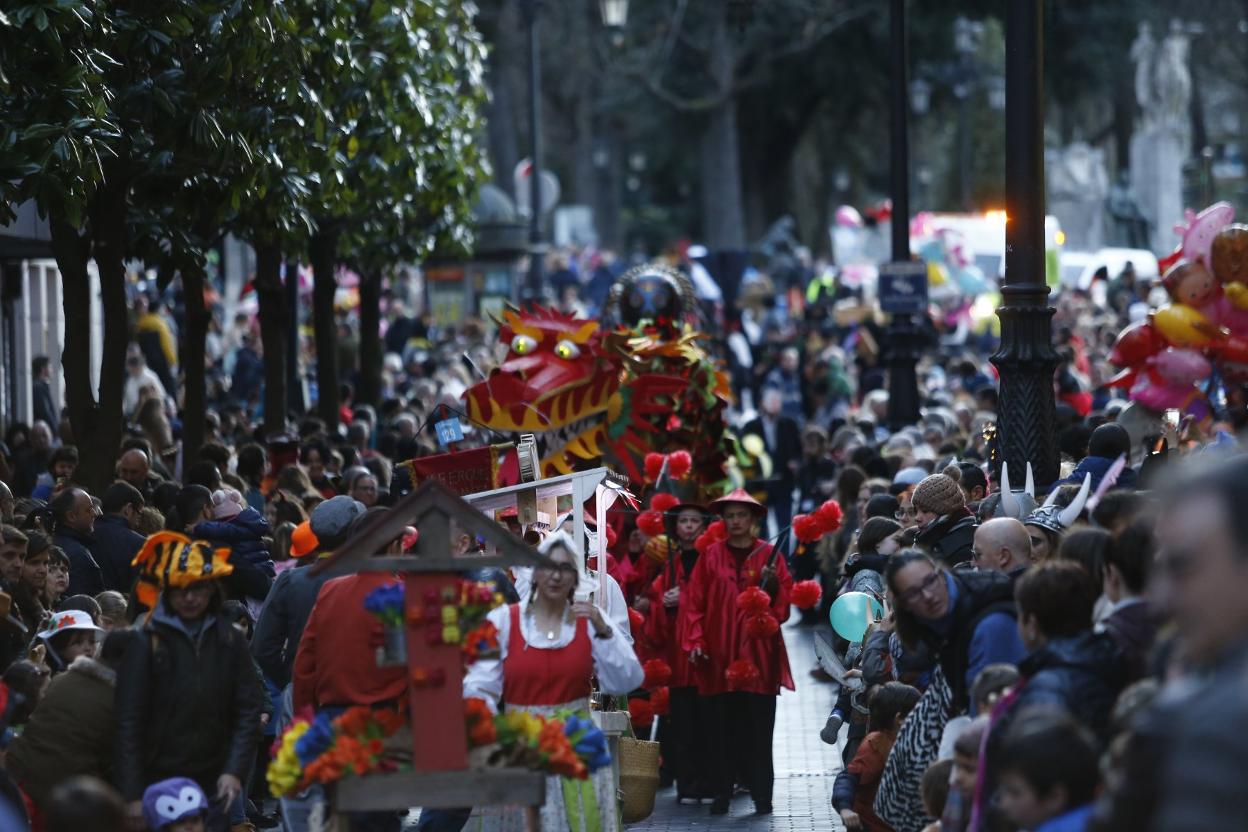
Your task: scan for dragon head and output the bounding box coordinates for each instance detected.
[464,307,619,476]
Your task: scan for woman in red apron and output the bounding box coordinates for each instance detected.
[463,530,644,832]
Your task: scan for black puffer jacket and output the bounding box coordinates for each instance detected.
[1010,630,1126,742]
[114,598,265,801]
[915,511,977,566]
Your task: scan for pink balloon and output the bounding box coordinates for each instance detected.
[1213,294,1248,335]
[1148,347,1211,385]
[835,205,863,229]
[1175,202,1235,269]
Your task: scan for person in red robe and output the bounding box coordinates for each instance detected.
[643,502,710,801]
[680,489,794,816]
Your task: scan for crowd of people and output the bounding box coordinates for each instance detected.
[0,252,1243,832]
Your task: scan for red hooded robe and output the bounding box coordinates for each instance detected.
[678,538,795,697]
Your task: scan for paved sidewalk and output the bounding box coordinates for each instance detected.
[627,623,846,832]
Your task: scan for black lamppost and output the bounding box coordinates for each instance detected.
[884,0,922,431]
[521,0,545,301]
[991,0,1059,485]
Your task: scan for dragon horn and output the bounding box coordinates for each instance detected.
[999,462,1019,519]
[1024,462,1035,500]
[1059,473,1093,529]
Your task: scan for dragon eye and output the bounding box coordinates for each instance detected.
[554,340,581,360]
[510,334,538,355]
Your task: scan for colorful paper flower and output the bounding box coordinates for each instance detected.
[814,499,845,532]
[637,510,666,537]
[736,586,771,616]
[725,659,762,690]
[644,453,665,482]
[744,612,780,639]
[667,450,692,480]
[642,658,673,688]
[363,582,405,628]
[791,514,827,544]
[792,580,823,610]
[628,697,655,727]
[650,492,680,513]
[650,686,670,716]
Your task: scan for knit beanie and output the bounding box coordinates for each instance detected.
[910,474,966,517]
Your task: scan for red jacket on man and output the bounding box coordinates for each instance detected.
[679,539,795,697]
[292,572,407,711]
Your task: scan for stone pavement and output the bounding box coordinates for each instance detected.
[627,622,846,832]
[402,622,845,831]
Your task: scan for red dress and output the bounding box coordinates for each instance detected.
[501,604,593,707]
[643,552,698,688]
[679,539,795,697]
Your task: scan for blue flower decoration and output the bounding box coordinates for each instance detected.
[294,712,336,766]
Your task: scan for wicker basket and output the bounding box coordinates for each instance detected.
[618,736,661,823]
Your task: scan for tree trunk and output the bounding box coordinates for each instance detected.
[51,185,130,494]
[310,228,340,429]
[48,219,97,481]
[254,241,288,438]
[357,267,382,408]
[181,265,208,464]
[700,7,747,250]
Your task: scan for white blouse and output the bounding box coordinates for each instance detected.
[462,597,645,712]
[510,569,635,646]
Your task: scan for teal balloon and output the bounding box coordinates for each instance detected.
[829,591,883,643]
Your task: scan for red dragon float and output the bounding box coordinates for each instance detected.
[463,264,735,491]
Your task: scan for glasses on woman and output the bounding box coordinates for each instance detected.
[897,571,942,605]
[895,507,917,521]
[537,563,579,578]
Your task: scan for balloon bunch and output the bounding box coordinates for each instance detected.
[1108,202,1248,421]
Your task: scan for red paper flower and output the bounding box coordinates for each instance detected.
[725,659,761,690]
[606,526,618,549]
[694,532,714,554]
[628,697,655,726]
[667,450,692,480]
[651,686,671,716]
[643,658,673,688]
[644,453,665,482]
[705,519,728,542]
[736,586,771,616]
[628,607,645,634]
[792,580,823,610]
[792,513,827,544]
[744,613,780,639]
[637,510,666,537]
[814,499,844,532]
[650,492,680,513]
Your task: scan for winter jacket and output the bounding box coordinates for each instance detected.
[192,508,275,602]
[193,507,275,576]
[843,553,889,598]
[8,653,123,810]
[52,527,104,597]
[975,632,1124,832]
[1009,630,1126,743]
[91,514,145,594]
[915,511,977,567]
[114,599,265,801]
[832,730,896,832]
[251,561,334,687]
[1098,598,1159,683]
[1058,455,1138,492]
[910,569,1024,713]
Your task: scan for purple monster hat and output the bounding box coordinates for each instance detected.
[142,777,208,830]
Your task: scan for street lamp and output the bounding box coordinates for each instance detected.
[599,0,628,28]
[991,0,1059,486]
[521,0,545,301]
